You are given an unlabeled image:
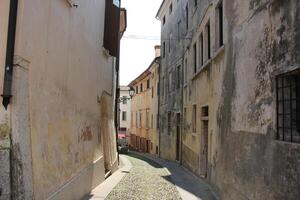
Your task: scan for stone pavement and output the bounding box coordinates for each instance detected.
[84,151,219,200]
[133,151,219,200]
[83,155,132,200]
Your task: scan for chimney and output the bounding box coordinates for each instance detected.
[154,45,161,58]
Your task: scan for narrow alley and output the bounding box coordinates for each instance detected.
[88,152,218,200]
[0,0,299,200]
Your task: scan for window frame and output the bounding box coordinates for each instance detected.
[276,69,300,143]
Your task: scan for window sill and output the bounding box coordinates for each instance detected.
[201,116,209,121]
[192,6,198,17]
[191,59,212,81]
[212,45,225,60]
[274,140,300,146]
[192,132,197,137]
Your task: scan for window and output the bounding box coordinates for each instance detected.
[122,96,127,104]
[177,20,181,42]
[139,111,142,127]
[202,106,209,117]
[146,110,150,128]
[168,112,172,135]
[276,69,300,143]
[184,107,187,130]
[216,1,224,48]
[194,0,198,7]
[163,16,166,25]
[162,77,165,98]
[192,105,197,133]
[140,83,143,92]
[152,87,154,98]
[186,4,189,30]
[151,114,153,128]
[206,22,211,59]
[200,33,204,66]
[163,42,166,58]
[193,43,197,73]
[168,73,172,92]
[136,86,138,94]
[177,65,181,89]
[169,34,171,53]
[169,3,173,15]
[136,112,138,127]
[122,111,127,121]
[184,58,187,83]
[147,79,150,89]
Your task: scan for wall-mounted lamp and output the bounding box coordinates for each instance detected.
[118,87,135,103]
[66,0,78,8]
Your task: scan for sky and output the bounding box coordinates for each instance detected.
[120,0,162,86]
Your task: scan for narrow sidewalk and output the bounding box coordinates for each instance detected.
[133,151,219,200]
[84,155,132,200]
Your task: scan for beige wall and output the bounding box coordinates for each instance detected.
[130,75,151,141]
[11,0,117,199]
[149,62,159,155]
[0,1,11,199]
[129,58,160,154]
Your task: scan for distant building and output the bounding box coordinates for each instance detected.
[118,86,131,145]
[129,46,160,154]
[0,0,126,199]
[156,0,300,199]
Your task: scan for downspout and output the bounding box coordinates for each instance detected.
[158,60,161,158]
[2,0,19,110]
[115,0,123,165]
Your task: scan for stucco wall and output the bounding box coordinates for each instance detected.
[129,75,151,151]
[119,86,131,131]
[11,0,116,199]
[158,0,300,199]
[158,0,186,161]
[0,1,11,199]
[214,1,300,199]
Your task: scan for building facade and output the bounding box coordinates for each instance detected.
[118,86,131,145]
[129,47,160,154]
[0,0,125,199]
[157,0,300,199]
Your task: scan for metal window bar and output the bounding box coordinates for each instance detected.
[276,69,300,143]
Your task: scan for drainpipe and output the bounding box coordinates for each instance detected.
[115,0,123,165]
[2,0,19,110]
[158,60,161,158]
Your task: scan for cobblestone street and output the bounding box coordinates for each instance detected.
[105,153,181,200]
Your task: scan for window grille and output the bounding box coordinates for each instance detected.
[276,69,300,143]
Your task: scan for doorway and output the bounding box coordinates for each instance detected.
[176,113,181,161]
[200,106,209,178]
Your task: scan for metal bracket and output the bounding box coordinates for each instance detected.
[66,0,78,8]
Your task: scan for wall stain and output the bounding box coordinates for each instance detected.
[80,126,93,141]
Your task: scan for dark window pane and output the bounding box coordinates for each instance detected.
[277,88,283,100]
[284,101,291,114]
[283,87,290,100]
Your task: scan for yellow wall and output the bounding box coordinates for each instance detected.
[129,61,159,154]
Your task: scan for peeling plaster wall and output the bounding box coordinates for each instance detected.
[159,0,187,162]
[159,0,300,199]
[11,0,116,199]
[214,0,300,199]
